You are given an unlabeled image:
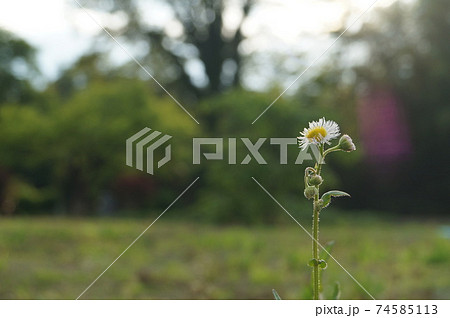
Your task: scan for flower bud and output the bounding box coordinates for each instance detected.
[304,186,318,200]
[309,175,323,186]
[338,134,356,152]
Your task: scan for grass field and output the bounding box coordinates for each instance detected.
[0,214,449,299]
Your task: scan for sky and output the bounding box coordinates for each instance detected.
[0,0,401,86]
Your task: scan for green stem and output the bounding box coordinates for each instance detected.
[312,199,320,300]
[316,144,325,175]
[323,145,340,157]
[311,144,324,300]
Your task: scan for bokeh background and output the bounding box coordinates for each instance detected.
[0,0,449,299]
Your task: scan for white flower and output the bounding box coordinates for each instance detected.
[297,117,340,150]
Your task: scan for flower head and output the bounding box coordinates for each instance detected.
[297,117,340,150]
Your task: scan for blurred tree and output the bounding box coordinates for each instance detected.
[80,0,254,98]
[337,0,450,213]
[52,53,111,99]
[0,77,199,215]
[0,28,38,104]
[50,79,198,214]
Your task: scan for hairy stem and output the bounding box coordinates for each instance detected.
[312,199,320,300]
[311,144,324,300]
[316,144,325,175]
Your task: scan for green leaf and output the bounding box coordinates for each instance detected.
[272,289,282,300]
[332,282,341,300]
[321,190,351,208]
[320,240,335,262]
[318,259,328,269]
[308,258,318,267]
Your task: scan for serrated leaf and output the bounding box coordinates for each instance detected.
[272,289,282,300]
[320,240,335,262]
[332,282,341,300]
[321,190,351,208]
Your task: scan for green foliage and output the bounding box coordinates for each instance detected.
[0,28,38,104]
[1,76,334,218]
[321,191,351,209]
[2,0,449,219]
[0,78,199,214]
[331,282,341,300]
[318,260,327,269]
[0,216,448,299]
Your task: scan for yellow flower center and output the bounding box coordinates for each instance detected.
[306,127,327,141]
